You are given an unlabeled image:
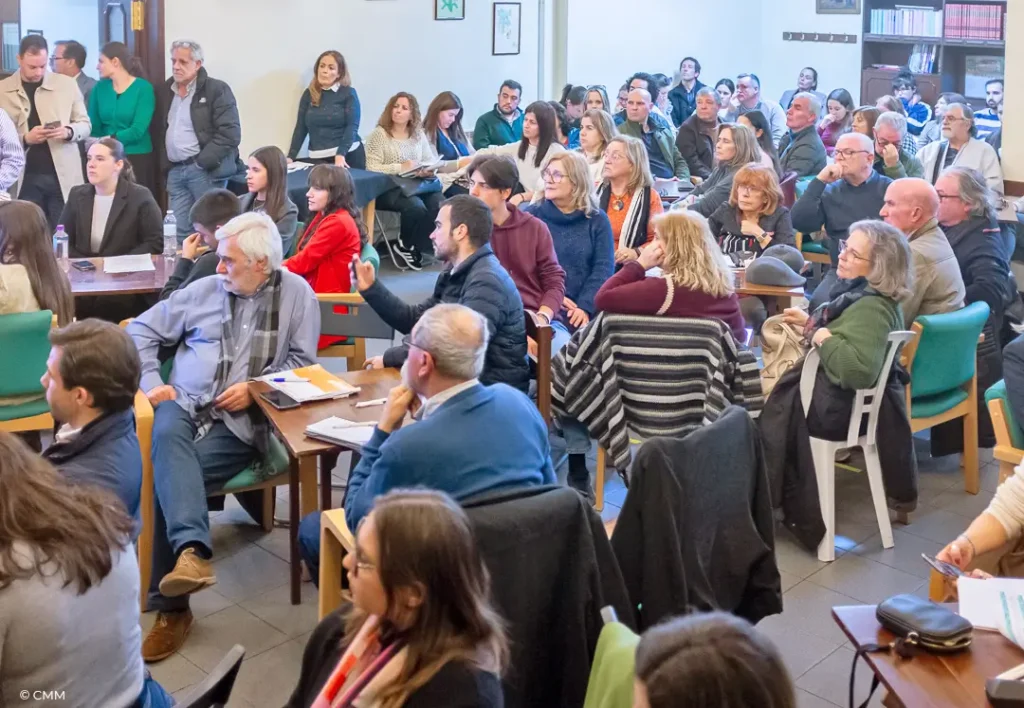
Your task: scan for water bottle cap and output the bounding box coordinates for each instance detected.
[56,225,65,232]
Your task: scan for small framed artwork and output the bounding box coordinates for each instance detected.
[435,0,464,20]
[816,0,860,14]
[492,2,521,55]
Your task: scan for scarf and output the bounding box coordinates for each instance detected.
[804,276,875,340]
[194,270,283,452]
[598,184,651,251]
[312,615,409,708]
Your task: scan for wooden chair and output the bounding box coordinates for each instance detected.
[316,292,395,372]
[319,508,354,619]
[984,379,1023,486]
[0,310,56,434]
[901,303,990,494]
[795,231,832,266]
[135,390,155,612]
[525,310,552,425]
[175,644,245,708]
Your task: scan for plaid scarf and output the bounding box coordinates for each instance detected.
[194,270,283,452]
[804,276,876,341]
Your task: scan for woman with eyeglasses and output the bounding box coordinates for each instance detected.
[524,151,613,331]
[760,220,917,551]
[577,108,617,188]
[707,163,793,256]
[287,489,507,708]
[598,135,663,265]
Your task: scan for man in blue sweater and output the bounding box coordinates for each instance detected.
[297,303,555,583]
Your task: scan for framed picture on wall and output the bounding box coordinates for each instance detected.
[816,0,860,14]
[435,0,465,20]
[492,2,521,55]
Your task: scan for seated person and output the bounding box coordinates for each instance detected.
[737,111,781,173]
[476,101,566,206]
[852,105,880,140]
[577,108,617,188]
[873,112,924,179]
[550,99,572,146]
[616,89,689,181]
[818,88,854,157]
[288,490,507,707]
[126,212,319,661]
[724,73,786,147]
[777,92,827,177]
[675,87,722,180]
[159,189,241,300]
[467,155,567,349]
[597,135,664,266]
[918,92,967,148]
[40,319,142,521]
[892,71,932,138]
[761,220,917,549]
[472,79,524,149]
[594,210,745,342]
[523,152,614,333]
[708,163,794,256]
[918,103,1004,197]
[240,146,299,255]
[0,433,174,708]
[880,178,965,325]
[634,612,795,708]
[60,138,162,258]
[683,123,762,217]
[0,200,74,326]
[974,79,1003,139]
[615,72,674,130]
[284,164,365,348]
[779,66,826,109]
[424,91,474,197]
[791,132,892,269]
[360,195,530,393]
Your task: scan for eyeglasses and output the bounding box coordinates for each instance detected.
[351,519,377,577]
[542,169,565,183]
[936,192,961,201]
[603,150,627,163]
[942,115,966,124]
[402,333,435,359]
[838,240,871,262]
[834,149,871,159]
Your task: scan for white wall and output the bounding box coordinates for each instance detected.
[1003,0,1022,182]
[19,0,100,74]
[165,0,540,157]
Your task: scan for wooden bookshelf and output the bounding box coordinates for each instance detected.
[860,0,1006,106]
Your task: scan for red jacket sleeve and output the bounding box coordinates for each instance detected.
[284,213,359,278]
[533,220,566,315]
[594,261,669,315]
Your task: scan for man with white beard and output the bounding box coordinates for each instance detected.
[295,303,555,583]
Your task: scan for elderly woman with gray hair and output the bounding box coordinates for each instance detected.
[759,219,919,550]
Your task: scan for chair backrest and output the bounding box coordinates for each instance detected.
[906,302,990,399]
[525,309,552,424]
[800,330,915,447]
[175,645,245,708]
[779,170,798,208]
[317,293,395,340]
[986,379,1024,449]
[0,310,53,397]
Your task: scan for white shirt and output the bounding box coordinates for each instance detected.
[420,378,480,419]
[90,193,115,253]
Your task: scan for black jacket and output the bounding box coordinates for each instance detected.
[157,67,241,176]
[611,407,782,630]
[463,485,633,708]
[362,244,529,392]
[286,607,504,708]
[675,112,718,180]
[61,177,162,258]
[667,80,706,126]
[945,215,1013,320]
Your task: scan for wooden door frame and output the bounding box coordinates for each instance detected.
[98,0,163,84]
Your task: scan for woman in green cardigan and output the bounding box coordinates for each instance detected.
[88,42,156,196]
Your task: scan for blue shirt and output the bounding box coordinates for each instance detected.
[165,80,200,163]
[974,108,1001,139]
[436,129,470,160]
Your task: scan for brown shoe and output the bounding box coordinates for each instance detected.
[158,547,216,598]
[142,610,194,663]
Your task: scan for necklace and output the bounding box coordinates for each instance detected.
[611,192,626,211]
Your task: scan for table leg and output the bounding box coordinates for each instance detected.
[299,456,318,518]
[320,451,339,511]
[288,456,301,606]
[319,524,344,620]
[364,199,376,236]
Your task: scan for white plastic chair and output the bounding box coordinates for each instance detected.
[799,330,915,562]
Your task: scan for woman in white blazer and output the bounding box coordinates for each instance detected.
[918,102,1003,196]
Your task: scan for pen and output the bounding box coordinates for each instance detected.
[354,398,388,408]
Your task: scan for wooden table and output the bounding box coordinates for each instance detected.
[249,368,400,604]
[832,604,1024,707]
[68,256,173,296]
[733,268,805,314]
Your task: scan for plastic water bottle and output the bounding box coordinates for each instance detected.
[53,225,68,272]
[162,210,177,259]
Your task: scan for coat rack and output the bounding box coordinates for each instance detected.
[783,32,858,43]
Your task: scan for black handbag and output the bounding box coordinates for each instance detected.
[390,175,442,198]
[849,594,973,708]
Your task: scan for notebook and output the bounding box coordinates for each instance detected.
[398,159,444,177]
[305,416,376,447]
[257,365,360,404]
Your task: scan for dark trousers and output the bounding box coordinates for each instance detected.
[374,187,444,255]
[20,171,64,230]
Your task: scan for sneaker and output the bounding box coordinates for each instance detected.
[142,610,194,663]
[158,547,216,598]
[392,243,422,271]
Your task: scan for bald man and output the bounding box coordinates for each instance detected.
[881,178,965,325]
[296,303,556,581]
[617,88,690,180]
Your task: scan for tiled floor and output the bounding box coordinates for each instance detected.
[150,259,1001,707]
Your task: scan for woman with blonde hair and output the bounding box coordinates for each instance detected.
[288,50,364,168]
[594,210,745,341]
[577,108,617,187]
[708,163,794,255]
[598,135,664,264]
[682,123,761,217]
[524,151,614,330]
[288,489,507,707]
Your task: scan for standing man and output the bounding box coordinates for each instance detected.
[777,92,827,177]
[52,40,96,105]
[0,35,90,228]
[974,79,1003,139]
[617,89,689,181]
[667,57,705,126]
[157,39,241,239]
[472,80,524,150]
[727,73,786,148]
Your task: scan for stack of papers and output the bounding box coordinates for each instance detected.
[257,365,360,404]
[958,576,1024,647]
[305,416,376,446]
[287,161,314,172]
[103,254,156,273]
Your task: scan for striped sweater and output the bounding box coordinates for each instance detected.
[551,313,763,470]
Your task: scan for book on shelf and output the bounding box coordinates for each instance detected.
[944,3,1004,41]
[869,6,942,37]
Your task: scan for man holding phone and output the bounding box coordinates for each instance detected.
[0,35,91,228]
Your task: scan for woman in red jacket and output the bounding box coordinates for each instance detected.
[284,164,366,348]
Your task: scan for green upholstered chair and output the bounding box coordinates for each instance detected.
[902,302,990,494]
[0,310,54,433]
[285,221,304,259]
[984,379,1024,485]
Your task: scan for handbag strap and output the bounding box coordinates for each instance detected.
[849,639,919,708]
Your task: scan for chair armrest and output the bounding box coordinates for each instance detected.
[134,389,153,422]
[316,293,366,305]
[799,347,821,417]
[321,508,355,553]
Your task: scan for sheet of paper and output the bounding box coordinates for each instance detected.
[103,254,156,273]
[287,161,314,172]
[275,381,333,402]
[306,416,376,446]
[958,576,1024,646]
[257,371,308,383]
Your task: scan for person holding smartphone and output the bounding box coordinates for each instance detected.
[937,475,1023,578]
